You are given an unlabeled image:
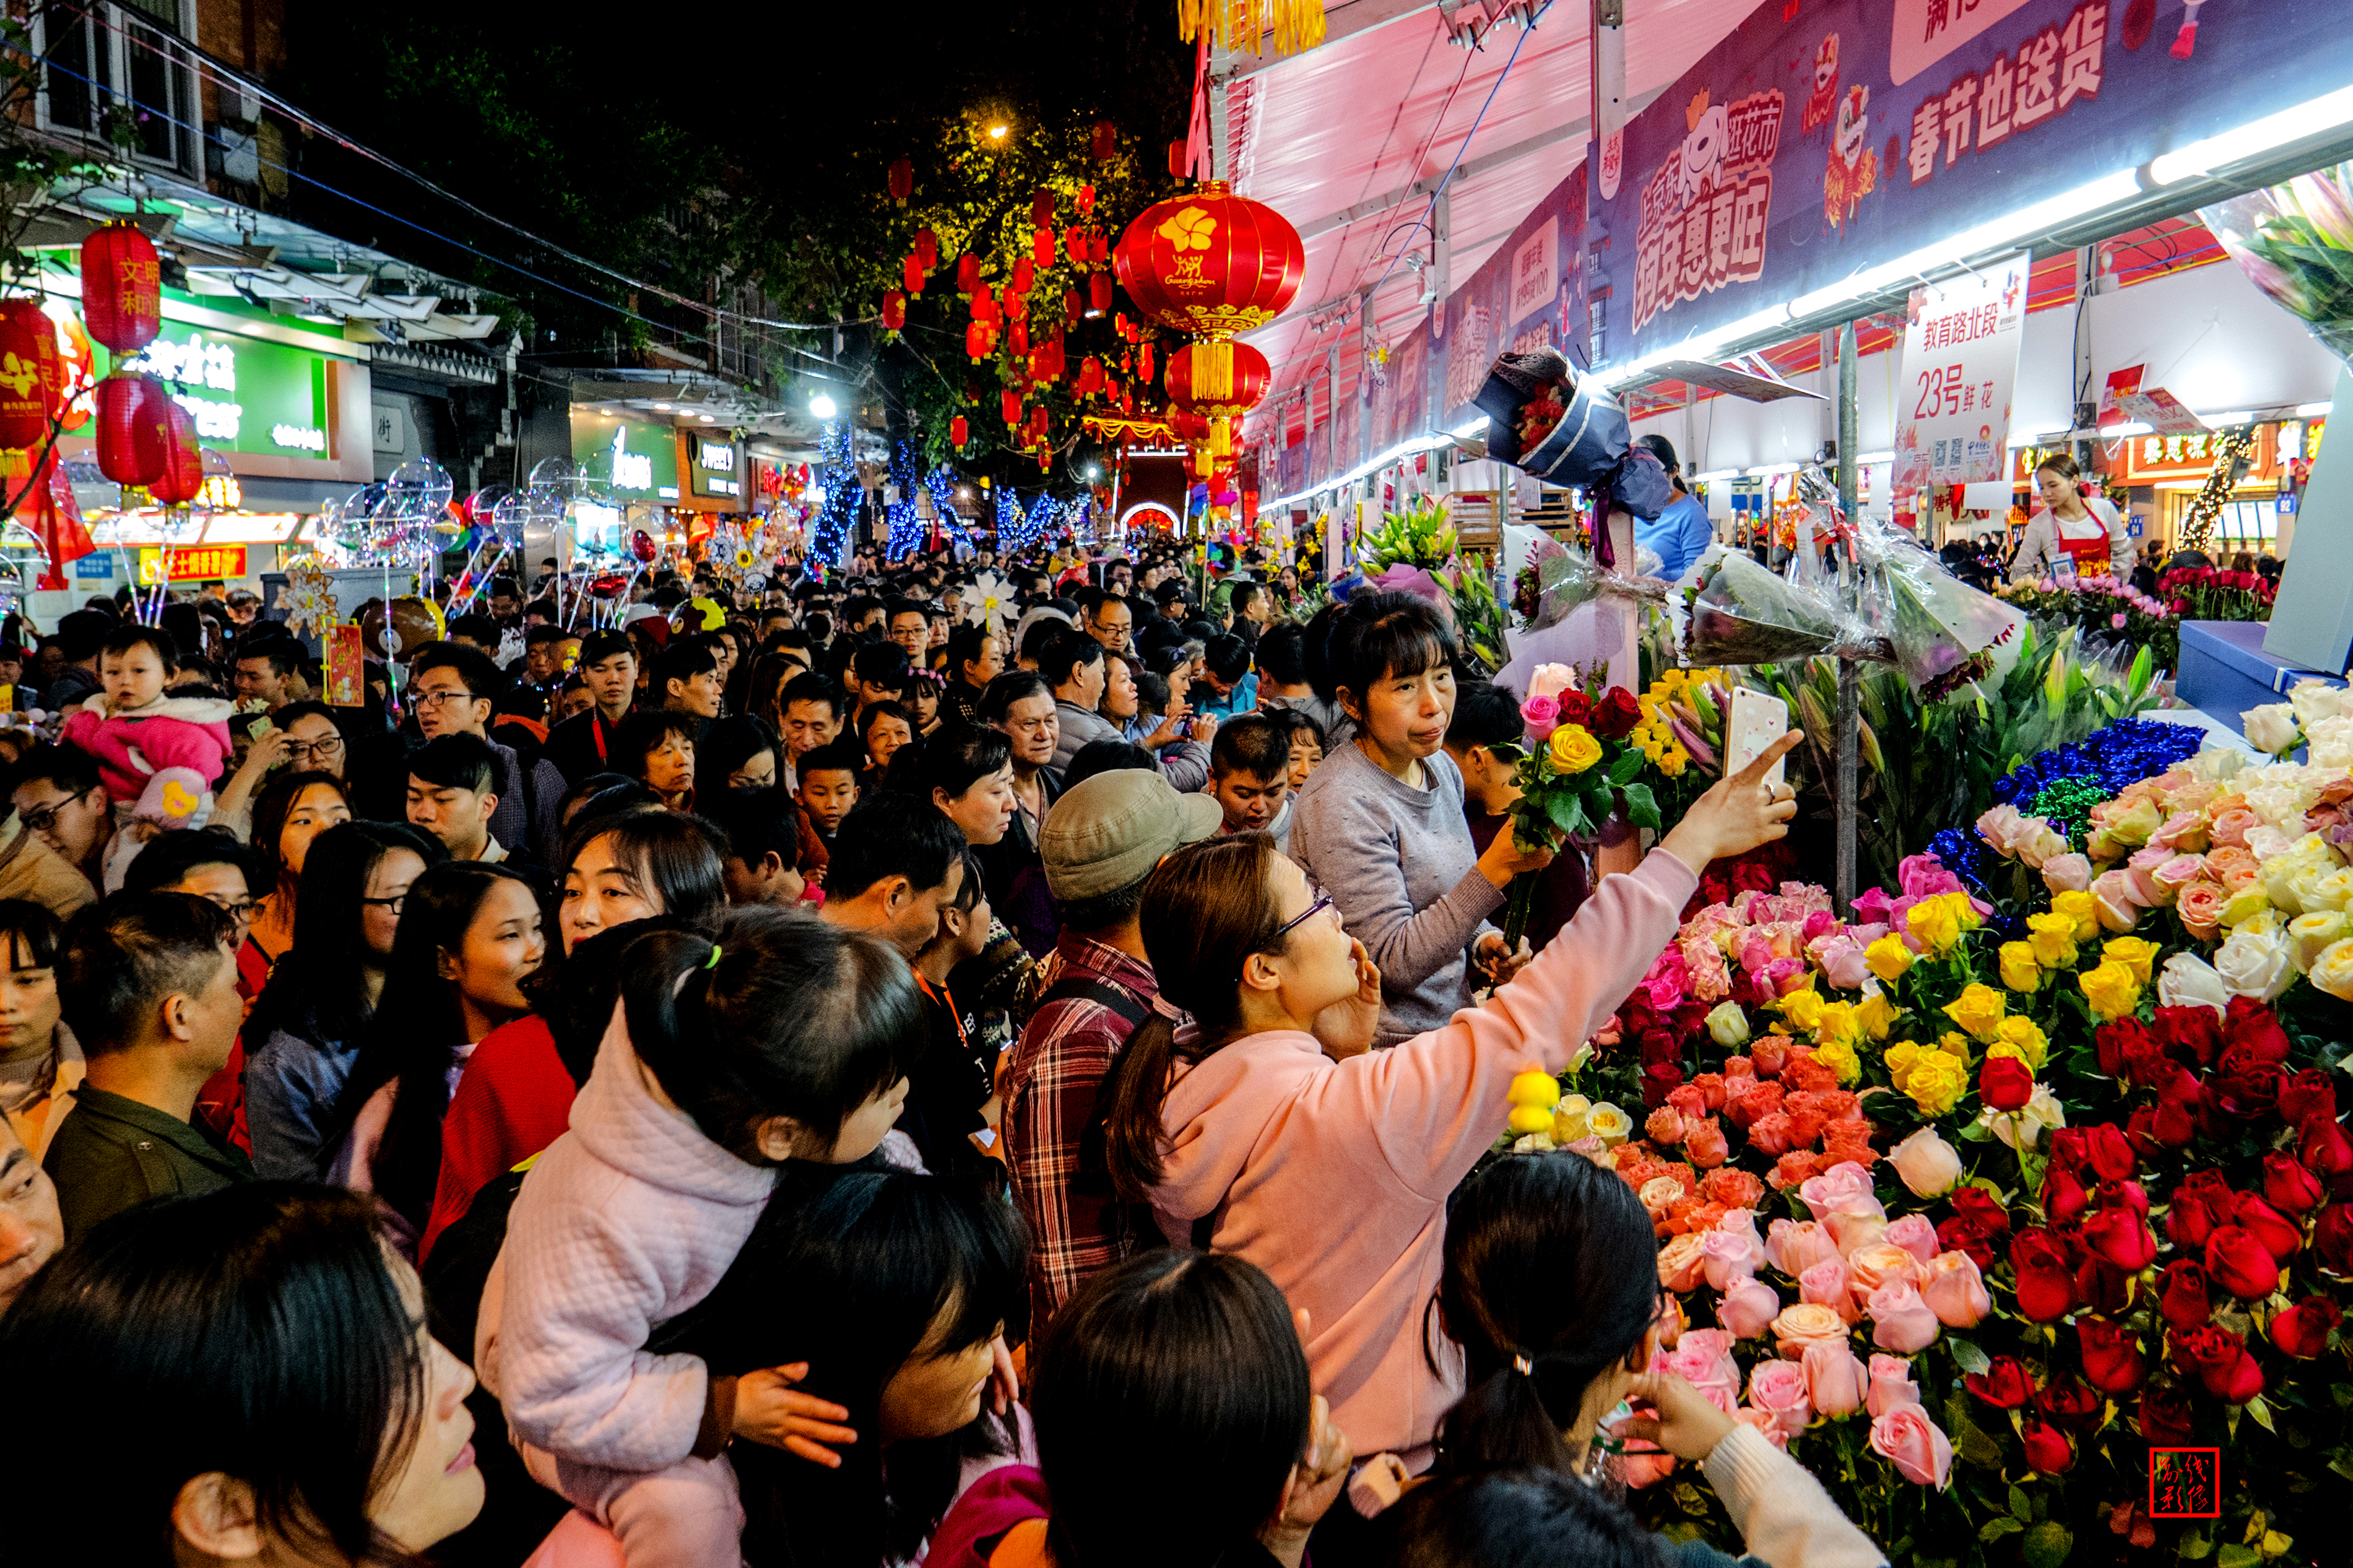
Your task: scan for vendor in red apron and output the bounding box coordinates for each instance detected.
[2011,453,2130,581]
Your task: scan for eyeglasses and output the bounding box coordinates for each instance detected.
[202,894,258,923]
[16,800,71,835]
[410,688,483,709]
[1244,894,1335,975]
[359,893,407,915]
[285,737,345,763]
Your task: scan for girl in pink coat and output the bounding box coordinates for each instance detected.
[1098,732,1801,1488]
[58,625,231,828]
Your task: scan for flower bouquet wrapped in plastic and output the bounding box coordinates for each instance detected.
[1683,549,1890,667]
[1854,522,2022,700]
[2202,162,2353,364]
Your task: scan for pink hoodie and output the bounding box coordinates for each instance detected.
[1150,849,1697,1471]
[60,691,233,803]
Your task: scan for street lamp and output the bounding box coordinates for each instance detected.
[809,393,838,420]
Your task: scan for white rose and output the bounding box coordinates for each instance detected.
[2307,715,2353,770]
[2243,702,2303,756]
[2156,952,2230,1016]
[1889,1127,1962,1199]
[1705,1000,1751,1048]
[2214,924,2296,1002]
[2288,678,2353,727]
[1980,1085,2066,1150]
[2017,823,2071,870]
[2308,938,2353,1002]
[2190,747,2247,784]
[2290,911,2351,972]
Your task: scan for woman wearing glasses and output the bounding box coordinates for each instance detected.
[243,822,444,1180]
[240,770,355,989]
[1091,742,1797,1499]
[208,702,349,842]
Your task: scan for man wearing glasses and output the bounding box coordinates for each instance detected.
[9,743,110,905]
[1081,591,1133,656]
[404,643,565,864]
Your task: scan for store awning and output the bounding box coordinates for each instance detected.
[1222,1,1756,407]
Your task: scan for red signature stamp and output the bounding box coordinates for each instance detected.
[2147,1448,2221,1519]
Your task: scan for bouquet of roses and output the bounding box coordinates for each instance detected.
[1998,575,2180,673]
[1489,662,1663,948]
[2158,565,2276,623]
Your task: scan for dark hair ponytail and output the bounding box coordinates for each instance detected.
[1431,1153,1664,1478]
[1097,834,1287,1202]
[620,905,921,1161]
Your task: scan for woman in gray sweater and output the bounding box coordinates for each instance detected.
[1289,593,1549,1047]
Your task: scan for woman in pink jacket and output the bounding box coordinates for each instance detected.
[1099,733,1800,1486]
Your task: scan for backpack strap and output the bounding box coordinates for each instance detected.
[1036,975,1150,1033]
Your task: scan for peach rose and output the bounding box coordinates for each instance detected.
[2176,880,2227,942]
[2040,852,2094,894]
[1884,1213,1941,1264]
[1658,1232,1709,1293]
[1868,1404,1954,1488]
[1747,1357,1813,1436]
[1683,1117,1731,1168]
[1847,1242,1923,1296]
[1797,1161,1886,1222]
[1765,1218,1841,1278]
[1733,1405,1791,1449]
[1826,1210,1889,1258]
[1918,1250,1992,1328]
[1639,1176,1687,1222]
[1866,1281,1941,1354]
[1888,1127,1961,1199]
[1801,1340,1870,1416]
[1770,1301,1850,1358]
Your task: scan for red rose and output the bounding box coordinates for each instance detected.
[2230,1193,2303,1263]
[1642,1061,1684,1109]
[2204,1226,2284,1301]
[2269,1296,2340,1359]
[2021,1420,2076,1475]
[2082,1124,2136,1183]
[1588,687,1640,740]
[2076,1254,2131,1317]
[2078,1318,2146,1393]
[2320,1204,2353,1274]
[2157,1261,2212,1334]
[2173,1323,2264,1403]
[2099,1178,2149,1216]
[2262,1151,2325,1215]
[2150,1005,2222,1067]
[1554,690,1592,729]
[2302,1113,2353,1177]
[2095,1018,2154,1078]
[2034,1373,2102,1427]
[1964,1356,2034,1408]
[2166,1171,2232,1249]
[2151,1098,2199,1148]
[2139,1384,2195,1447]
[1981,1055,2034,1112]
[2225,997,2292,1063]
[2278,1068,2338,1126]
[2083,1206,2157,1271]
[1949,1186,2011,1236]
[2009,1229,2079,1322]
[2124,1107,2160,1158]
[2211,1047,2282,1118]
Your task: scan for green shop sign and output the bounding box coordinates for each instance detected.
[99,323,332,457]
[571,412,680,501]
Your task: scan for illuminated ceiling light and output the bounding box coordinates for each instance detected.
[652,402,671,411]
[2297,401,2334,417]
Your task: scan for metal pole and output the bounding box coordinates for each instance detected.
[1835,318,1860,916]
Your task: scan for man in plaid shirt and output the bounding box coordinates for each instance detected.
[1003,768,1220,1331]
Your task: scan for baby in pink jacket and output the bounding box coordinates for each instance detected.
[58,625,232,829]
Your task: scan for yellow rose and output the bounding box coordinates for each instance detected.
[2219,885,2273,929]
[1865,934,1914,983]
[1584,1102,1632,1147]
[1778,987,1825,1033]
[1811,1035,1861,1086]
[1553,1094,1593,1143]
[1884,1041,1923,1089]
[1994,1014,2049,1072]
[2050,890,2101,942]
[1547,724,1603,774]
[2079,958,2142,1023]
[1943,982,2007,1042]
[2026,912,2079,969]
[1658,745,1689,778]
[1939,1031,1974,1059]
[1855,990,1896,1042]
[1945,891,1985,933]
[1907,896,1961,955]
[2102,937,2160,985]
[1998,942,2042,993]
[1507,1070,1562,1109]
[1905,1050,1971,1116]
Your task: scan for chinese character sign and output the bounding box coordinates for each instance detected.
[1591,0,2353,368]
[1892,254,2027,492]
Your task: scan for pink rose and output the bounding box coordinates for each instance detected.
[1801,1340,1870,1416]
[1718,1276,1782,1339]
[1766,1218,1841,1278]
[2154,811,2212,854]
[1977,803,2029,857]
[1798,1163,1886,1223]
[1733,1405,1791,1449]
[1770,1302,1850,1358]
[1762,958,1809,996]
[1884,1213,1940,1264]
[1658,1232,1709,1293]
[2092,868,2147,933]
[2177,880,2226,942]
[1702,1228,1757,1292]
[1846,1242,1923,1296]
[1664,1341,1739,1406]
[1526,662,1577,702]
[1867,1281,1941,1354]
[1714,1206,1767,1271]
[1678,1327,1738,1368]
[1918,1250,1993,1328]
[1683,938,1733,1002]
[1811,934,1872,992]
[2152,855,2206,904]
[1868,1405,1954,1488]
[1520,693,1561,742]
[1800,1258,1860,1323]
[1825,1210,1889,1258]
[2209,807,2260,849]
[1747,1358,1813,1436]
[1866,1353,1922,1419]
[2041,853,2094,894]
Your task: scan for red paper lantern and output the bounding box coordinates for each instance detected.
[972,285,997,326]
[0,302,56,451]
[1078,357,1104,397]
[150,402,203,506]
[1089,272,1115,314]
[1064,228,1088,269]
[1033,227,1054,267]
[1012,258,1034,295]
[903,253,925,295]
[1029,405,1049,441]
[1168,141,1188,180]
[888,158,913,203]
[964,320,996,360]
[1138,342,1155,384]
[1091,120,1118,162]
[1002,388,1023,427]
[1064,290,1080,326]
[1090,231,1109,267]
[1168,408,1211,444]
[95,373,171,485]
[956,254,981,295]
[881,290,907,331]
[1003,288,1025,323]
[913,228,939,269]
[1115,182,1304,339]
[1009,318,1029,357]
[950,414,968,448]
[1031,188,1055,227]
[82,223,162,355]
[1164,339,1271,457]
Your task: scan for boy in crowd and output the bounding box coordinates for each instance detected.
[1206,712,1294,854]
[700,786,810,908]
[794,741,862,865]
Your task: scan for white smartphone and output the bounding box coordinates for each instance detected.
[1726,688,1789,793]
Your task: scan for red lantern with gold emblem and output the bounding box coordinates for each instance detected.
[94,372,171,486]
[1114,183,1303,340]
[913,229,938,269]
[1078,357,1104,397]
[964,320,996,360]
[881,291,907,332]
[950,414,968,449]
[82,223,163,355]
[888,158,913,203]
[150,401,204,506]
[1164,339,1271,457]
[0,301,58,451]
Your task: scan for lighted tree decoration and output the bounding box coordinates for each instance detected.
[2175,425,2255,553]
[812,423,859,567]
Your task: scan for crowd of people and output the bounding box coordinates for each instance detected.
[0,533,1894,1568]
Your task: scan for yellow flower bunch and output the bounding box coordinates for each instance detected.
[2102,936,2159,985]
[1546,724,1602,774]
[1886,1041,1971,1115]
[2079,958,2143,1022]
[1998,942,2042,993]
[1776,985,1824,1033]
[1944,982,2007,1041]
[1904,892,1979,956]
[1855,991,1896,1042]
[1993,1015,2048,1071]
[1812,1000,1862,1049]
[1811,1034,1862,1086]
[2049,890,2100,942]
[2026,912,2079,969]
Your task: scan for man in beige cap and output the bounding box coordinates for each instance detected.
[1001,767,1221,1334]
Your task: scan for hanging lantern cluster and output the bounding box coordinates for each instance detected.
[83,222,183,489]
